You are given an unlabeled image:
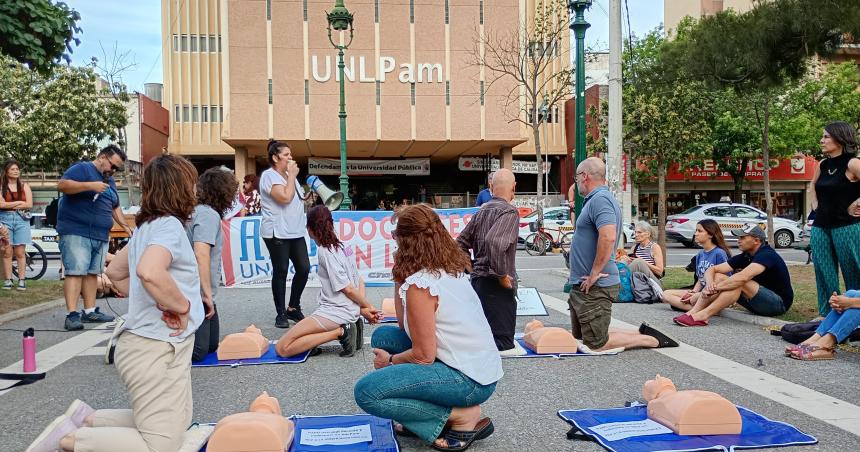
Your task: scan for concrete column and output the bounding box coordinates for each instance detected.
[500,146,513,170]
[234,146,249,181]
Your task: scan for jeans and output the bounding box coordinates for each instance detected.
[191,306,219,362]
[815,308,860,343]
[59,234,108,276]
[354,326,497,443]
[262,237,310,315]
[738,286,788,317]
[0,211,31,245]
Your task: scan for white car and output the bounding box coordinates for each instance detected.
[665,203,801,249]
[29,213,59,256]
[517,206,634,247]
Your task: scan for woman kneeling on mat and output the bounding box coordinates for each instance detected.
[275,205,382,358]
[354,204,503,451]
[26,155,204,452]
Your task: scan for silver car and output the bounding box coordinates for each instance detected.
[665,203,801,249]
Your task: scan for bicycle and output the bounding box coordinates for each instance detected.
[524,220,574,256]
[11,241,48,280]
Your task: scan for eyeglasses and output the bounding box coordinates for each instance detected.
[576,171,587,180]
[110,163,121,172]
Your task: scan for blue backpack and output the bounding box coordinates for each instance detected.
[616,262,634,302]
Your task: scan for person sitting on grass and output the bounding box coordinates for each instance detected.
[674,224,793,327]
[662,219,731,312]
[786,290,860,361]
[275,205,382,358]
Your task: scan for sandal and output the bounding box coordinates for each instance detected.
[431,418,494,451]
[790,345,835,361]
[784,343,811,357]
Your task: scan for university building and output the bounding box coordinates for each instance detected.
[160,0,572,208]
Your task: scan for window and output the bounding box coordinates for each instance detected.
[375,81,380,105]
[172,34,178,51]
[181,35,189,52]
[410,0,414,23]
[304,80,310,105]
[174,104,179,120]
[304,0,309,21]
[209,36,217,52]
[704,206,733,218]
[268,79,273,104]
[480,81,484,106]
[410,83,416,105]
[445,81,450,106]
[734,207,762,219]
[545,210,564,220]
[200,35,208,52]
[374,0,379,23]
[182,105,190,122]
[192,105,199,122]
[210,106,220,123]
[201,105,209,122]
[266,0,271,20]
[445,0,449,24]
[479,0,484,24]
[190,35,198,52]
[218,36,222,52]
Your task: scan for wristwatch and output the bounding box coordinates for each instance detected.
[388,355,394,366]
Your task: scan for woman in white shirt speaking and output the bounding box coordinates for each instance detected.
[260,140,311,328]
[354,204,503,451]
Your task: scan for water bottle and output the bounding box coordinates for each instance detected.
[22,328,36,373]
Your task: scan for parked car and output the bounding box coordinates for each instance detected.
[29,213,59,256]
[517,206,634,247]
[665,203,801,249]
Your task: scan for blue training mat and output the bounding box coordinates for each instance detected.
[199,414,399,452]
[501,336,621,359]
[558,405,817,452]
[192,343,310,367]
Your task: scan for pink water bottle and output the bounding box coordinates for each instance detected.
[22,328,36,373]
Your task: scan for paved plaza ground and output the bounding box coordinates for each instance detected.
[1,251,858,451]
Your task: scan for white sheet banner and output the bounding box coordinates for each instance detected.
[458,157,549,174]
[307,158,431,176]
[221,208,478,288]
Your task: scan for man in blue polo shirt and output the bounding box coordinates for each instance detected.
[567,157,678,351]
[57,145,133,330]
[475,172,494,207]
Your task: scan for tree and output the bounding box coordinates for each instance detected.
[665,0,860,243]
[473,0,573,203]
[709,91,761,203]
[0,55,128,170]
[0,0,81,73]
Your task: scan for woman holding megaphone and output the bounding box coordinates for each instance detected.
[260,140,311,329]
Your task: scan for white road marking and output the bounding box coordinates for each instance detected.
[0,324,113,396]
[539,292,860,437]
[78,347,107,357]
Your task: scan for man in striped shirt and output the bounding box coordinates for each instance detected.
[457,169,524,356]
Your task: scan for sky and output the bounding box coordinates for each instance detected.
[63,0,664,93]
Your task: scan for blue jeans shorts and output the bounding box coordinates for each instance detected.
[60,234,108,276]
[739,286,788,317]
[0,211,32,246]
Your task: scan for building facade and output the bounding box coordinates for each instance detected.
[664,0,753,35]
[161,0,571,207]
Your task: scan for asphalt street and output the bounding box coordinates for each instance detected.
[2,249,857,451]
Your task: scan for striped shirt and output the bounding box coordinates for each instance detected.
[633,242,656,265]
[456,197,519,281]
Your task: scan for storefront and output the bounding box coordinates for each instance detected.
[637,155,815,222]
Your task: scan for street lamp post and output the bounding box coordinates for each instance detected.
[327,0,354,210]
[569,0,592,217]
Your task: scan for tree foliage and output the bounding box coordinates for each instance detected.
[0,0,81,73]
[0,55,128,171]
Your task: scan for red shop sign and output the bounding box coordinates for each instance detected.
[665,155,815,182]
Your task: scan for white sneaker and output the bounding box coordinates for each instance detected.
[26,415,76,452]
[64,399,95,428]
[499,341,528,357]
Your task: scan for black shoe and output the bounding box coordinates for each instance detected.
[338,323,357,357]
[286,308,305,322]
[355,319,364,350]
[275,314,290,329]
[639,322,679,348]
[64,311,84,331]
[308,347,322,357]
[81,307,115,323]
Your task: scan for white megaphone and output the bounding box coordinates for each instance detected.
[306,175,344,211]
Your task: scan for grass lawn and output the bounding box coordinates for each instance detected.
[0,280,64,316]
[662,265,821,323]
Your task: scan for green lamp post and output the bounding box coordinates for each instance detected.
[327,0,354,209]
[569,0,592,216]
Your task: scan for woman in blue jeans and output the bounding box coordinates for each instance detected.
[354,204,503,451]
[786,290,860,360]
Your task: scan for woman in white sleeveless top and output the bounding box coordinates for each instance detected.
[354,204,503,451]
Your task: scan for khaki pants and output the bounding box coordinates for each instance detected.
[568,284,619,349]
[75,332,194,452]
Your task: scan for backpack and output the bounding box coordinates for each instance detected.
[773,320,860,344]
[631,272,663,304]
[44,197,59,228]
[616,262,634,303]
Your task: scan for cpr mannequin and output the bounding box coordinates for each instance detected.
[643,375,742,435]
[381,298,396,318]
[206,392,295,452]
[522,319,579,354]
[217,325,270,360]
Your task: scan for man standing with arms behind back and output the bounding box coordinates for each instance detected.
[458,169,525,356]
[568,157,678,352]
[57,145,132,330]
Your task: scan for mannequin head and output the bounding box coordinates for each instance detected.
[643,374,677,401]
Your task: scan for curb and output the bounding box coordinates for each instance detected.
[546,269,790,328]
[0,298,66,325]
